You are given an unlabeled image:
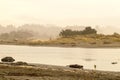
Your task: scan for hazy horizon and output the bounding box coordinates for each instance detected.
[0,0,120,28]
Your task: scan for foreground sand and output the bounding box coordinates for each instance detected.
[0,63,120,80]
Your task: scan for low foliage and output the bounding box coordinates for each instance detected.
[1,57,15,62]
[59,27,97,37]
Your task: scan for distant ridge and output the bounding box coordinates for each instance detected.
[0,24,119,39]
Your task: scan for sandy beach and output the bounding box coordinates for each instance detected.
[0,63,120,80]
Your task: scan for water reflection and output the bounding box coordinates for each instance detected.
[83,58,96,61]
[0,45,120,71]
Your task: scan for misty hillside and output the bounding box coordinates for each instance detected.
[95,26,120,34]
[0,24,85,40]
[0,24,120,40]
[18,24,62,39]
[0,25,16,34]
[0,30,33,40]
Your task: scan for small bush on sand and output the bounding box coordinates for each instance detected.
[68,64,83,69]
[103,41,112,44]
[15,61,28,65]
[1,57,15,62]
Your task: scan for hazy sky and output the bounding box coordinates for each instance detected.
[0,0,120,27]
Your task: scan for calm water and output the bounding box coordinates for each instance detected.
[0,45,120,71]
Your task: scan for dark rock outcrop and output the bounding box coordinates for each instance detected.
[15,61,28,65]
[68,64,83,69]
[1,57,15,62]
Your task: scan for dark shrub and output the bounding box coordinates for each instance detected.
[103,41,111,44]
[1,57,15,62]
[59,27,97,37]
[15,61,28,65]
[90,42,96,44]
[111,62,117,64]
[68,64,83,69]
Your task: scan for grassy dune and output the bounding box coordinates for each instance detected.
[0,34,120,48]
[26,34,120,48]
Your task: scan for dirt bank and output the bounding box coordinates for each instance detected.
[0,63,120,80]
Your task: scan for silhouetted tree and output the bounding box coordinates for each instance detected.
[59,27,97,37]
[59,29,73,37]
[1,57,15,62]
[81,27,97,35]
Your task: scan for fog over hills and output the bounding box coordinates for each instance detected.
[0,24,120,39]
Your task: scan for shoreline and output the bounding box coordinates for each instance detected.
[0,43,120,48]
[0,63,120,80]
[0,44,120,49]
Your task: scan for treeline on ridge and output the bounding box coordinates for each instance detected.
[59,27,97,37]
[0,30,33,40]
